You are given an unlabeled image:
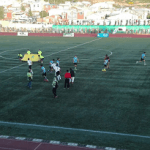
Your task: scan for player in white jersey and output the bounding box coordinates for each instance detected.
[54,66,61,81]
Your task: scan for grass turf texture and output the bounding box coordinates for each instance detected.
[0,36,150,150]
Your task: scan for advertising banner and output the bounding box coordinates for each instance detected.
[63,33,74,37]
[97,33,109,38]
[17,32,28,36]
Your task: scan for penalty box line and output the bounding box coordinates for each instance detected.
[0,121,150,139]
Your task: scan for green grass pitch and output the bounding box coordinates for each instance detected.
[0,36,150,150]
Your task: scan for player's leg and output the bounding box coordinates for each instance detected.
[74,63,77,70]
[72,77,74,84]
[137,58,143,64]
[143,59,146,65]
[64,79,67,88]
[102,65,106,71]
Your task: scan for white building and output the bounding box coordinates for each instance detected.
[90,2,113,12]
[30,0,47,12]
[0,0,16,6]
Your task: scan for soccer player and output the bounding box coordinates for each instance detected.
[38,49,42,56]
[69,68,75,84]
[39,55,44,64]
[41,64,49,82]
[29,69,33,80]
[73,55,79,70]
[18,53,23,61]
[102,58,108,72]
[27,58,32,69]
[56,58,60,67]
[27,49,31,54]
[27,70,32,89]
[54,66,61,81]
[52,76,58,98]
[48,59,55,73]
[64,70,71,89]
[136,52,146,65]
[104,54,110,69]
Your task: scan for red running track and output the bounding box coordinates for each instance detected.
[0,138,101,150]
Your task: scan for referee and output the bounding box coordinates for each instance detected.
[64,70,71,89]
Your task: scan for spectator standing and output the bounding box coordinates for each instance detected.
[27,58,32,69]
[52,76,58,98]
[70,68,75,84]
[64,70,71,89]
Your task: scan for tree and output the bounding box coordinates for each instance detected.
[28,9,33,17]
[0,6,4,20]
[21,5,25,11]
[40,11,48,18]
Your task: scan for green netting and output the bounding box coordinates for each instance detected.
[52,25,150,34]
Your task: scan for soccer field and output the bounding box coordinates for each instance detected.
[0,36,150,150]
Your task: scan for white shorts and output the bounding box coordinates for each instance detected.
[70,77,75,83]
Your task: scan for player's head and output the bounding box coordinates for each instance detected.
[75,55,77,57]
[28,58,30,60]
[40,64,43,67]
[144,52,146,54]
[28,70,30,72]
[70,68,72,71]
[66,70,69,72]
[57,58,60,60]
[105,54,108,57]
[27,49,29,51]
[53,59,55,61]
[39,49,40,51]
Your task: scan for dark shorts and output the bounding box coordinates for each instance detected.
[42,72,46,76]
[74,63,77,65]
[104,64,107,67]
[29,65,31,69]
[56,71,60,76]
[141,58,144,61]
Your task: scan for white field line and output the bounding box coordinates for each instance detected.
[0,121,150,139]
[0,39,101,73]
[44,38,101,58]
[34,143,42,150]
[0,64,25,74]
[0,48,28,54]
[0,77,14,83]
[0,48,28,60]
